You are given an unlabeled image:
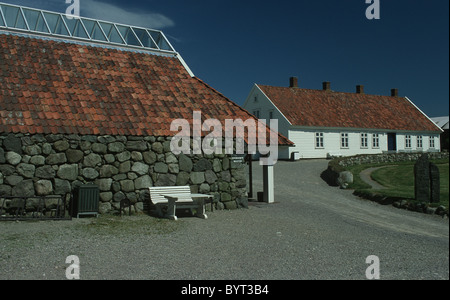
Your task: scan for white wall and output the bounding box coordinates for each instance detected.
[288,130,442,159]
[396,133,441,153]
[244,85,294,160]
[287,129,387,159]
[243,85,291,138]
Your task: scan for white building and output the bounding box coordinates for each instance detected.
[244,78,443,160]
[432,116,449,151]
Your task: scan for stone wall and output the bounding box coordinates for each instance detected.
[0,133,248,216]
[322,152,449,187]
[337,152,449,168]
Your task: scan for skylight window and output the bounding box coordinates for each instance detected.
[0,9,5,27]
[99,22,125,44]
[0,2,176,54]
[82,18,108,41]
[2,4,27,30]
[65,18,89,39]
[22,8,49,33]
[149,29,172,51]
[116,25,141,46]
[133,27,157,48]
[43,11,70,36]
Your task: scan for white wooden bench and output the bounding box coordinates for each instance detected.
[149,186,213,221]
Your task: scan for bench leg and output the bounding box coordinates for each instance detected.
[155,205,164,218]
[166,198,178,221]
[195,201,208,220]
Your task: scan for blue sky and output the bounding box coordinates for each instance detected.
[2,0,449,118]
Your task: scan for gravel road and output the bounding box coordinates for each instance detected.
[1,160,448,280]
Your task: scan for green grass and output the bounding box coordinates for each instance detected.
[346,159,449,208]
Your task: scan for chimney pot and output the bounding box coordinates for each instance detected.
[323,82,331,91]
[356,85,364,94]
[391,88,399,97]
[289,77,298,88]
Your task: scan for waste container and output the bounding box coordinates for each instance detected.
[291,152,301,161]
[73,184,99,218]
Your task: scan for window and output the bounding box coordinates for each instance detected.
[405,135,412,149]
[269,111,274,120]
[341,133,349,148]
[253,110,260,119]
[372,134,380,148]
[315,133,324,148]
[361,133,368,148]
[417,136,423,149]
[254,96,258,103]
[430,136,435,149]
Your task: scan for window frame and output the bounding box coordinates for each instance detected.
[372,133,380,149]
[340,133,349,149]
[405,135,412,149]
[315,132,324,149]
[417,136,423,149]
[429,136,435,149]
[361,133,369,149]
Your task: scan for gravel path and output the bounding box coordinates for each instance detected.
[1,160,448,280]
[359,167,389,190]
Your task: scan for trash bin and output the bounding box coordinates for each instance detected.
[291,152,301,161]
[73,184,99,218]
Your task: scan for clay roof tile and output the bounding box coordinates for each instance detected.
[0,33,292,146]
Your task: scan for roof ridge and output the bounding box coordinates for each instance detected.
[257,84,404,99]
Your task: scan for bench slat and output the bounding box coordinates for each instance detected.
[149,186,193,205]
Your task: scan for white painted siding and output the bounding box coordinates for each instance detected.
[287,130,442,159]
[243,85,291,138]
[396,133,441,153]
[287,129,387,159]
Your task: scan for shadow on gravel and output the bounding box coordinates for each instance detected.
[320,167,339,187]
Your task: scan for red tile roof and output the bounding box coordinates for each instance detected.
[258,85,441,132]
[0,33,292,146]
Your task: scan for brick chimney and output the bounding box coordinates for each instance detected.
[391,88,399,97]
[289,77,299,88]
[323,82,331,91]
[356,85,364,94]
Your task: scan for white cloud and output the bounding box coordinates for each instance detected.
[81,0,175,29]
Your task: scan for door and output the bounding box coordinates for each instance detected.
[388,133,397,151]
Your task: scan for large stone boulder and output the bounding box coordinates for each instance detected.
[57,164,79,181]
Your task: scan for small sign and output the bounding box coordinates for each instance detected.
[231,155,245,163]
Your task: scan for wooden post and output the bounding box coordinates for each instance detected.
[247,154,253,199]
